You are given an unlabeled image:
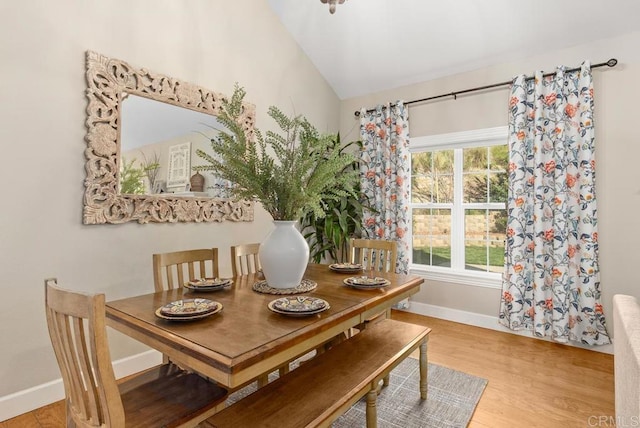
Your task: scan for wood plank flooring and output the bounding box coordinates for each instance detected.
[0,312,614,428]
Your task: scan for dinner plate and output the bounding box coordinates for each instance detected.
[343,276,390,289]
[154,302,223,321]
[187,278,232,287]
[272,296,327,313]
[268,296,330,317]
[329,263,363,273]
[158,298,219,317]
[184,279,233,292]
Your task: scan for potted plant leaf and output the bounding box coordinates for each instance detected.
[300,136,369,263]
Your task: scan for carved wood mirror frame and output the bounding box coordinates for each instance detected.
[83,50,255,224]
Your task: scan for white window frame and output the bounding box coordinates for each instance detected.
[409,126,508,289]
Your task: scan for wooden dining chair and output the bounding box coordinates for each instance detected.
[152,248,220,292]
[349,238,398,274]
[348,238,399,388]
[230,243,261,277]
[45,278,228,428]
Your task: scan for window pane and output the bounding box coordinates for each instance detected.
[465,239,488,271]
[411,150,454,203]
[489,145,509,170]
[488,239,505,273]
[412,152,432,175]
[488,172,508,203]
[412,208,451,267]
[412,152,433,203]
[463,173,487,203]
[434,173,453,203]
[433,151,454,203]
[464,209,506,272]
[463,147,488,172]
[433,150,454,173]
[411,174,433,203]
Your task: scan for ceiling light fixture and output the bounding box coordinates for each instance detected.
[320,0,346,14]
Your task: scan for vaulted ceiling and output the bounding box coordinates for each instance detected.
[267,0,640,99]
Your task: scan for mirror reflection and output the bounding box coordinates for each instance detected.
[83,50,255,224]
[120,94,232,198]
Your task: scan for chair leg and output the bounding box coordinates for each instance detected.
[366,388,378,428]
[66,401,76,427]
[382,374,390,387]
[419,339,428,400]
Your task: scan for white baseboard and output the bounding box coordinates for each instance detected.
[0,350,162,422]
[402,301,614,355]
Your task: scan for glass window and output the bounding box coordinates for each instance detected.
[412,208,452,268]
[409,128,508,280]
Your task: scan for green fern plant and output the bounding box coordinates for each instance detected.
[301,136,370,263]
[195,85,358,222]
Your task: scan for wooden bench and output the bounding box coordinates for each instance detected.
[204,318,431,428]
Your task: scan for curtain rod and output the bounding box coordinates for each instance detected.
[354,58,618,117]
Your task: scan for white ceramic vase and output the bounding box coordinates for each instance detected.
[259,221,310,288]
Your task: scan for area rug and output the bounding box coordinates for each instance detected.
[226,357,487,428]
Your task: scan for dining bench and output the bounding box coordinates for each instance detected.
[204,318,431,428]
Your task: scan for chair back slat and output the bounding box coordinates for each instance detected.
[153,249,220,291]
[45,278,125,427]
[349,238,398,273]
[76,317,106,425]
[231,243,261,277]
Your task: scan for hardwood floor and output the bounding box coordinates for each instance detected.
[0,312,614,428]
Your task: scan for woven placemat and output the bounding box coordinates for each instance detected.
[252,279,317,295]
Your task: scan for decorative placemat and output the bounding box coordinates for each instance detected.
[252,279,317,295]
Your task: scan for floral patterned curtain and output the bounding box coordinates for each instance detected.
[499,62,610,345]
[359,103,411,274]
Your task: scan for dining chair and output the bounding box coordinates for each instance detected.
[153,248,220,292]
[45,278,228,428]
[230,243,261,277]
[348,238,399,389]
[349,238,398,274]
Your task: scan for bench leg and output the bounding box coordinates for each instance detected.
[419,339,428,400]
[257,374,269,388]
[366,388,378,428]
[279,364,289,377]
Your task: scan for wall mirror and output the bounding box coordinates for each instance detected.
[83,50,255,224]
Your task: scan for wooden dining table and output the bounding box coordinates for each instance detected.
[105,263,423,390]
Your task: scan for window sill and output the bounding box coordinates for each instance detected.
[409,265,502,289]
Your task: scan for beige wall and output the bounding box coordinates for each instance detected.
[340,31,640,327]
[0,0,339,398]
